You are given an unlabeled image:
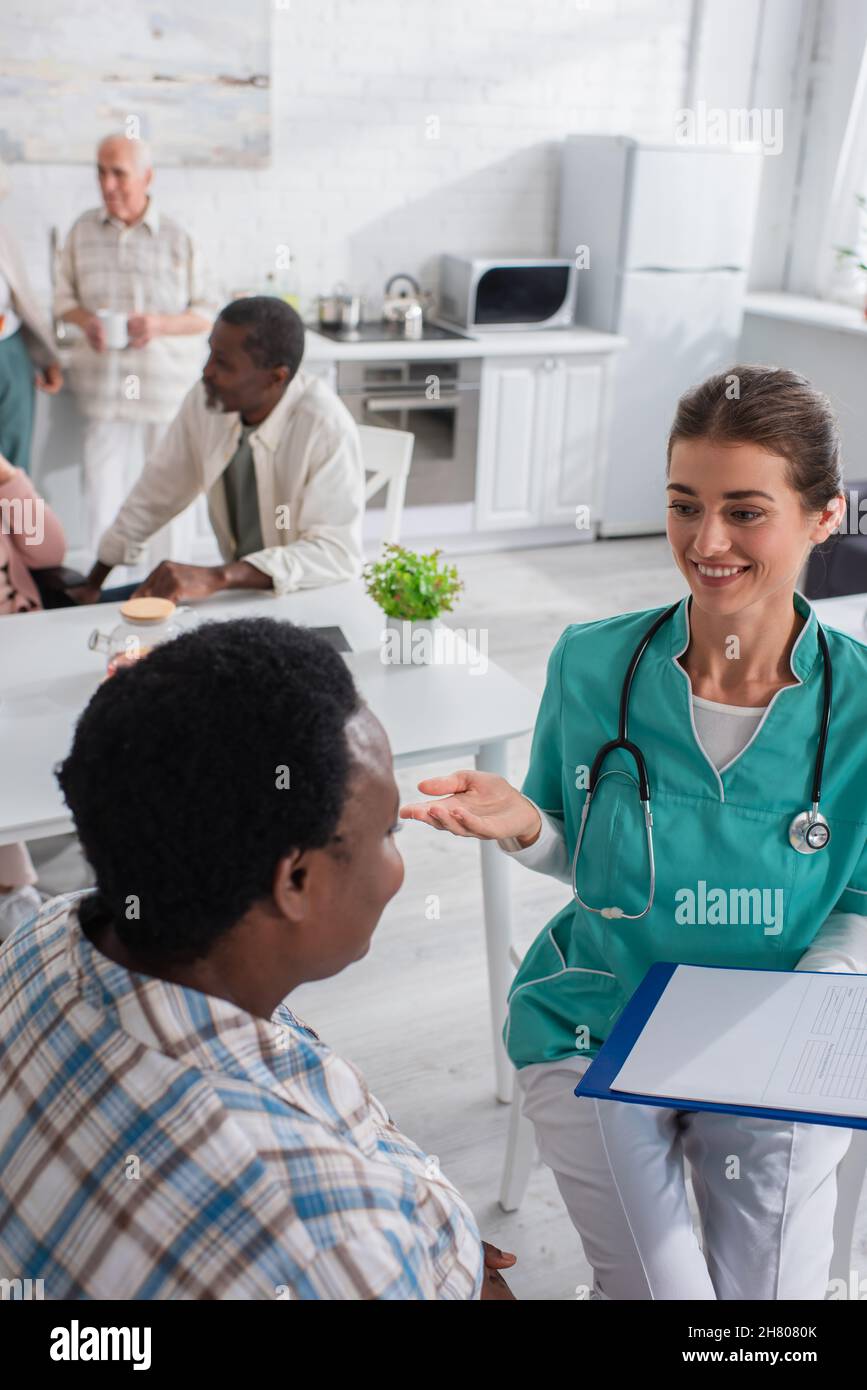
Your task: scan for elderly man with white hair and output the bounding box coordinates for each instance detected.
[55,134,216,570]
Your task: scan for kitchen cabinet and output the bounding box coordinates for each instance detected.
[475,354,607,532]
[301,358,337,392]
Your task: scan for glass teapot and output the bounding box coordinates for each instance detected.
[88,597,194,676]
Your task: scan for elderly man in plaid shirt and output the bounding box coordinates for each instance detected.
[55,133,216,576]
[0,618,516,1300]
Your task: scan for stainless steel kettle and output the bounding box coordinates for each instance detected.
[382,274,425,331]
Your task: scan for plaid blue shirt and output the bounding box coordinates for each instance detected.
[0,896,483,1300]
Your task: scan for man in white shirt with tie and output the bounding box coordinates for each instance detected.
[71,296,364,602]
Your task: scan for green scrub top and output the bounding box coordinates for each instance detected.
[505,593,867,1070]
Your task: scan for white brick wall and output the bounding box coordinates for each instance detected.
[3,0,693,318]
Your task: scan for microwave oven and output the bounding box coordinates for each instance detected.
[438,256,576,331]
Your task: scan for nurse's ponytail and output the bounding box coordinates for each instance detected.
[667,365,843,514]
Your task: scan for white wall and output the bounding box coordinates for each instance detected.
[740,313,867,484]
[784,0,867,295]
[3,0,697,316]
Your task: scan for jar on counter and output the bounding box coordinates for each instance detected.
[88,597,193,677]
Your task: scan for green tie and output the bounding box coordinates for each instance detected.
[222,423,265,559]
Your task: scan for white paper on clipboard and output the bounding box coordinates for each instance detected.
[610,964,867,1119]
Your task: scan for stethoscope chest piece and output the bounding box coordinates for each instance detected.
[788,808,831,855]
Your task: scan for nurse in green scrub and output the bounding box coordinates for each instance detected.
[402,365,867,1300]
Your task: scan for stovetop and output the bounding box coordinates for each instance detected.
[309,320,470,344]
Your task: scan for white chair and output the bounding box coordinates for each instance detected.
[358,424,414,546]
[829,1129,867,1288]
[499,1007,867,1292]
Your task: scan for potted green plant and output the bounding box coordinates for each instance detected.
[363,544,464,665]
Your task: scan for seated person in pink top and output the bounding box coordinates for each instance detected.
[0,451,66,937]
[0,450,65,612]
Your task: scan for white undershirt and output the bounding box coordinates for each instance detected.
[690,694,765,770]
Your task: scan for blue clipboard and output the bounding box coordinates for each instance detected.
[574,960,867,1131]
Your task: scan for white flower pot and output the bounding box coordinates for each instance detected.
[382,616,442,666]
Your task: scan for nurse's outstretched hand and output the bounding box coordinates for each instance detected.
[400,769,542,844]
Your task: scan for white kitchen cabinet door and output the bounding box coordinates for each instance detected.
[538,358,602,526]
[475,359,543,530]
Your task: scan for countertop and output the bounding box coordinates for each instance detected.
[301,321,628,363]
[50,320,627,366]
[744,291,867,338]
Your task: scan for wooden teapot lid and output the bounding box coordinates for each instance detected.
[118,597,176,624]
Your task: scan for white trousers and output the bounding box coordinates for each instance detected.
[83,419,198,580]
[517,1055,853,1300]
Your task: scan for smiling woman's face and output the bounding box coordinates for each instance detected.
[666,438,842,618]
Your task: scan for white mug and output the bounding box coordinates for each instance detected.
[96,309,128,349]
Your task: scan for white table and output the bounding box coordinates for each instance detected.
[0,581,538,1103]
[812,592,867,644]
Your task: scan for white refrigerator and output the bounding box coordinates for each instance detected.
[557,135,763,536]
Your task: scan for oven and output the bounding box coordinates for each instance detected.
[337,357,481,507]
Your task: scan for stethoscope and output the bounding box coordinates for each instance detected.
[571,598,833,921]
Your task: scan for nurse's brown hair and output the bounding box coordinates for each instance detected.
[667,365,843,513]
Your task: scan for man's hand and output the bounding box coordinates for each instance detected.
[0,453,15,486]
[35,363,63,394]
[479,1241,517,1300]
[127,313,161,349]
[64,584,103,606]
[64,559,113,605]
[134,561,226,602]
[83,315,107,352]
